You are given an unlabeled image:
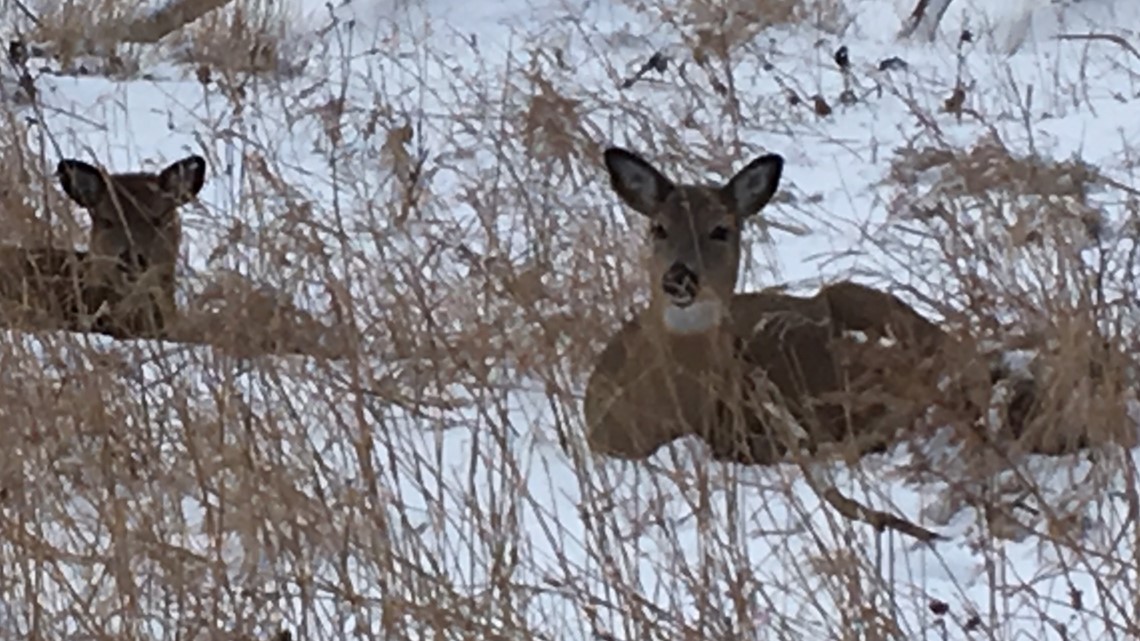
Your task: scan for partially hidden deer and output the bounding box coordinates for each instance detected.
[0,246,92,331]
[0,154,206,339]
[584,147,989,465]
[182,270,351,360]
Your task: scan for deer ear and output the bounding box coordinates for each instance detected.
[159,155,207,204]
[603,147,675,217]
[722,153,783,219]
[57,159,108,207]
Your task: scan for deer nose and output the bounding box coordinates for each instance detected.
[118,250,149,274]
[662,262,699,307]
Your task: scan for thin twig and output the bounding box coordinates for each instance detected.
[795,456,947,544]
[10,0,43,27]
[1055,33,1140,63]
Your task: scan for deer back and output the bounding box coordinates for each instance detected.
[176,272,350,359]
[718,282,964,463]
[699,289,841,462]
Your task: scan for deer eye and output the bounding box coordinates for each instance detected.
[650,223,668,240]
[709,225,731,241]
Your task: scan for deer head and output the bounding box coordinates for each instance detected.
[56,154,207,336]
[602,147,783,335]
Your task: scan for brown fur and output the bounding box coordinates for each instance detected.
[58,156,206,339]
[586,314,743,459]
[0,246,101,332]
[716,282,972,463]
[586,279,968,464]
[586,147,991,464]
[0,155,207,339]
[585,146,782,460]
[177,271,350,359]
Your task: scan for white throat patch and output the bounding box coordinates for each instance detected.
[663,299,724,335]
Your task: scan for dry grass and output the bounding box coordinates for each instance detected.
[12,0,298,78]
[871,79,1140,562]
[19,0,133,50]
[14,0,143,75]
[171,0,308,77]
[0,0,1138,639]
[667,0,852,47]
[0,134,86,246]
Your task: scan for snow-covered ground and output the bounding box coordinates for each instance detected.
[1,0,1139,638]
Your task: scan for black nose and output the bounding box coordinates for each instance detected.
[118,250,148,273]
[662,262,699,305]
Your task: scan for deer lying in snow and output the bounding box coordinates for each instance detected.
[180,270,351,360]
[0,154,206,339]
[584,147,988,465]
[1,155,345,359]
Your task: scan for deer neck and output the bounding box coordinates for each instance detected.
[648,298,736,370]
[662,298,724,335]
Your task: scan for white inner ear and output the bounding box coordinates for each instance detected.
[74,172,105,201]
[179,157,205,182]
[734,175,760,202]
[618,162,662,202]
[663,300,724,335]
[729,164,776,211]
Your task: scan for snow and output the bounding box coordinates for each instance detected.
[1,0,1139,638]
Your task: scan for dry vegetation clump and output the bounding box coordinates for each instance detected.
[10,0,299,79]
[2,0,1139,638]
[170,0,308,78]
[657,0,852,55]
[402,67,660,385]
[178,269,350,358]
[888,132,1106,246]
[173,153,361,359]
[0,134,85,246]
[16,0,138,65]
[877,126,1140,539]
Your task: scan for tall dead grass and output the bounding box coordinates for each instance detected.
[0,0,1138,640]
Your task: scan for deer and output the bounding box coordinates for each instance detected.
[584,147,992,466]
[180,269,352,359]
[0,246,93,332]
[0,154,206,339]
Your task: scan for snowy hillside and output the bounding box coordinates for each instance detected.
[1,0,1139,639]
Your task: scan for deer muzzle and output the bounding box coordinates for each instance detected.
[662,262,699,307]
